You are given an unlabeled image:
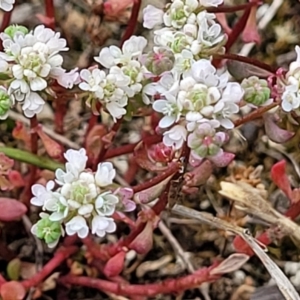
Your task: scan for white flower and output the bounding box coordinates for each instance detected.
[0,0,14,12]
[153,92,183,128]
[79,68,105,98]
[31,181,55,206]
[163,0,198,29]
[199,0,223,7]
[65,216,89,238]
[282,84,300,112]
[55,148,88,184]
[95,162,116,187]
[92,215,116,237]
[163,124,187,149]
[22,92,45,118]
[44,193,69,221]
[191,59,226,87]
[143,5,164,29]
[94,36,147,68]
[57,68,80,89]
[95,192,119,216]
[174,49,195,77]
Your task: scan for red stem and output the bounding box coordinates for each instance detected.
[22,246,78,289]
[234,102,278,127]
[44,0,55,30]
[59,264,220,297]
[214,53,277,74]
[120,0,142,46]
[54,98,67,134]
[207,1,261,13]
[132,161,180,193]
[103,135,162,159]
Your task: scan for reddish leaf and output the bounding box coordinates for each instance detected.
[12,121,31,149]
[0,198,27,222]
[0,281,26,300]
[7,171,25,188]
[103,251,126,277]
[35,125,64,159]
[271,160,293,201]
[85,124,107,162]
[129,221,153,254]
[264,114,294,143]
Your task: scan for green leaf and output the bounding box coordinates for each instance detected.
[0,147,64,171]
[7,258,21,281]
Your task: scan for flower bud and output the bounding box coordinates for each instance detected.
[145,47,175,75]
[103,250,126,277]
[0,87,12,120]
[4,25,28,39]
[241,76,271,106]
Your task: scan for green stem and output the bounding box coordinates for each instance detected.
[0,147,64,171]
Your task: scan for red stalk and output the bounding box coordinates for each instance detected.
[120,0,142,46]
[59,263,220,297]
[22,246,78,289]
[44,0,55,30]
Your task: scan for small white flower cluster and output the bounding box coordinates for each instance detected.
[0,25,79,118]
[30,148,122,247]
[281,46,300,113]
[78,36,148,121]
[0,0,14,12]
[140,0,244,157]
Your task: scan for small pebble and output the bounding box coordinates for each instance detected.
[233,270,246,285]
[284,261,300,276]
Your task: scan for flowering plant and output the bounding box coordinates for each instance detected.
[0,0,300,299]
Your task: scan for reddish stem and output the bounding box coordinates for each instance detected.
[207,1,261,13]
[44,0,55,30]
[214,53,277,74]
[54,98,67,134]
[95,118,123,167]
[132,161,180,193]
[59,264,220,297]
[120,0,142,46]
[22,246,78,289]
[103,135,162,159]
[234,102,278,127]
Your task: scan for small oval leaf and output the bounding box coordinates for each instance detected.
[0,198,27,222]
[0,281,26,300]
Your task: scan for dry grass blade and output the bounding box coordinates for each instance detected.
[172,205,300,300]
[242,230,300,300]
[219,181,300,244]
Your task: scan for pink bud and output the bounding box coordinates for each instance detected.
[129,221,153,254]
[35,125,64,159]
[12,121,31,149]
[103,250,126,277]
[264,114,295,143]
[242,4,261,44]
[0,281,26,300]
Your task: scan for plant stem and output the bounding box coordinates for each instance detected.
[132,161,180,193]
[59,263,220,297]
[22,246,78,289]
[44,0,55,30]
[234,102,278,127]
[120,0,142,46]
[207,1,261,13]
[103,135,162,159]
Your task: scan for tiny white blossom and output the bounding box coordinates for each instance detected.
[0,0,14,12]
[22,92,45,118]
[95,162,116,187]
[31,181,55,206]
[57,68,80,89]
[95,192,119,216]
[143,5,164,29]
[281,84,300,112]
[95,36,147,68]
[199,0,223,7]
[163,124,187,149]
[44,193,69,222]
[92,216,116,237]
[65,216,89,238]
[79,68,105,98]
